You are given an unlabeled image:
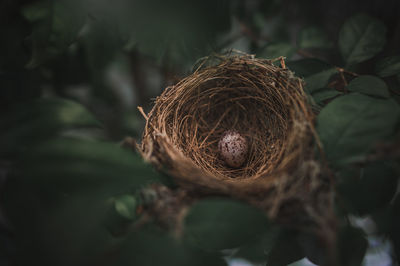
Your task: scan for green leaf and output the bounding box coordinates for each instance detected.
[339,14,386,66]
[50,1,87,46]
[305,68,337,93]
[287,59,337,93]
[184,198,269,251]
[312,88,342,104]
[235,226,281,262]
[19,138,160,195]
[347,75,390,98]
[297,26,333,49]
[375,55,400,77]
[104,194,139,236]
[306,94,323,113]
[259,42,296,60]
[337,226,368,266]
[337,163,398,215]
[24,0,88,68]
[119,0,231,68]
[297,232,329,265]
[317,93,400,166]
[21,1,51,22]
[287,58,332,77]
[3,181,114,266]
[0,98,101,156]
[266,229,304,266]
[114,194,137,220]
[116,227,226,266]
[236,228,304,266]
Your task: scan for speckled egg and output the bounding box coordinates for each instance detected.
[218,130,248,168]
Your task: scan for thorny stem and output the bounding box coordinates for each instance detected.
[335,67,358,93]
[335,67,358,77]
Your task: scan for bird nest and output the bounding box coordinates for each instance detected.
[139,53,332,224]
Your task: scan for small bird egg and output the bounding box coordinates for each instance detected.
[218,130,248,168]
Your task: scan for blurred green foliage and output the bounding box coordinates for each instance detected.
[0,98,102,157]
[317,94,400,166]
[346,75,390,98]
[338,14,387,67]
[1,0,400,265]
[184,198,269,251]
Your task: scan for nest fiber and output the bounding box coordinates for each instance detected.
[140,54,328,219]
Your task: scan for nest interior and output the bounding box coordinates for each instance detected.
[141,55,316,185]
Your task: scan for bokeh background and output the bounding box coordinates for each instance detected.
[1,0,400,265]
[1,0,399,140]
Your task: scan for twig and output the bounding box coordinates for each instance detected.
[280,57,286,69]
[137,106,149,120]
[335,67,358,77]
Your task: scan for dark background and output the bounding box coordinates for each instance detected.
[1,0,400,265]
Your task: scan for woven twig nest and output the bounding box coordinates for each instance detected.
[139,53,332,225]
